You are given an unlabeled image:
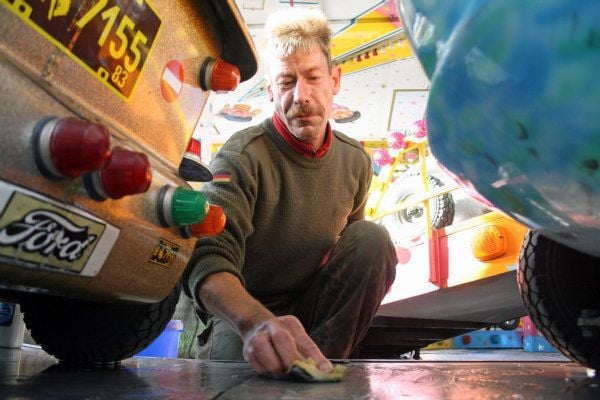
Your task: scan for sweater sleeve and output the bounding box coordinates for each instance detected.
[181,143,257,311]
[347,147,374,225]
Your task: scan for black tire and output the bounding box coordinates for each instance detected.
[497,318,520,331]
[381,173,454,243]
[20,285,180,364]
[518,230,600,369]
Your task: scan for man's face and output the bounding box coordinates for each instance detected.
[267,43,341,148]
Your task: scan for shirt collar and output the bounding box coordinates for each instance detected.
[272,112,332,158]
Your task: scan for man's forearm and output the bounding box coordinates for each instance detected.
[198,271,275,338]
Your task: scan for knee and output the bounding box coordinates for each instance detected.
[343,220,394,251]
[342,221,397,264]
[339,220,397,285]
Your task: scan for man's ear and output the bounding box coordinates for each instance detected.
[267,83,274,102]
[331,66,341,95]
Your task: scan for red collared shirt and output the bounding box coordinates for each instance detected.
[272,112,332,158]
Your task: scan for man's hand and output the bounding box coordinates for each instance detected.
[242,315,333,375]
[199,272,332,375]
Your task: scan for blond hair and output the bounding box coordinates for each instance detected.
[263,8,333,70]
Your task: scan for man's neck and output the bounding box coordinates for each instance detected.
[272,113,332,158]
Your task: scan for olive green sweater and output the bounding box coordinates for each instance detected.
[184,118,373,311]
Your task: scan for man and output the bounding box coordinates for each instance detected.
[183,8,397,375]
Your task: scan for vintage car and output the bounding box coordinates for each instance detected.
[397,0,600,369]
[0,0,257,363]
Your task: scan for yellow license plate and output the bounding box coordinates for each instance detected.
[1,0,162,100]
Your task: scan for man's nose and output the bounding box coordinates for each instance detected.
[293,79,310,104]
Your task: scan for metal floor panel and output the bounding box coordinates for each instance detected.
[1,346,599,399]
[377,272,526,324]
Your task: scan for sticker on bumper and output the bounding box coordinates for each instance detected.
[0,0,162,100]
[0,181,119,276]
[149,238,179,267]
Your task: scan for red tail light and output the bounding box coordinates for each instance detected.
[84,147,152,200]
[179,137,213,182]
[186,137,201,159]
[188,204,226,237]
[32,117,111,179]
[200,57,240,92]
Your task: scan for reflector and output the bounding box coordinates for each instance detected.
[32,117,111,179]
[178,137,213,182]
[189,204,226,237]
[85,147,152,200]
[471,225,507,261]
[200,57,240,92]
[156,185,208,227]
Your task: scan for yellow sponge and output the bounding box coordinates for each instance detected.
[264,358,347,383]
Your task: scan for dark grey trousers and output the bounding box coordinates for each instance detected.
[196,220,397,360]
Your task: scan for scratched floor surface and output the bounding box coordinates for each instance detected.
[1,345,599,399]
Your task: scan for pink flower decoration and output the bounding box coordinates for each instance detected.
[373,149,393,167]
[388,131,408,150]
[413,119,428,138]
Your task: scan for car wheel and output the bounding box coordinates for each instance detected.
[518,230,600,369]
[20,285,180,364]
[381,173,455,243]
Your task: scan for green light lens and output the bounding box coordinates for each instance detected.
[171,187,208,226]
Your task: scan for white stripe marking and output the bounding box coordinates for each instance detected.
[163,68,182,94]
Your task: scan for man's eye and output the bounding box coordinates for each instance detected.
[279,81,294,89]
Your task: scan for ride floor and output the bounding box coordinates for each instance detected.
[1,345,599,399]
